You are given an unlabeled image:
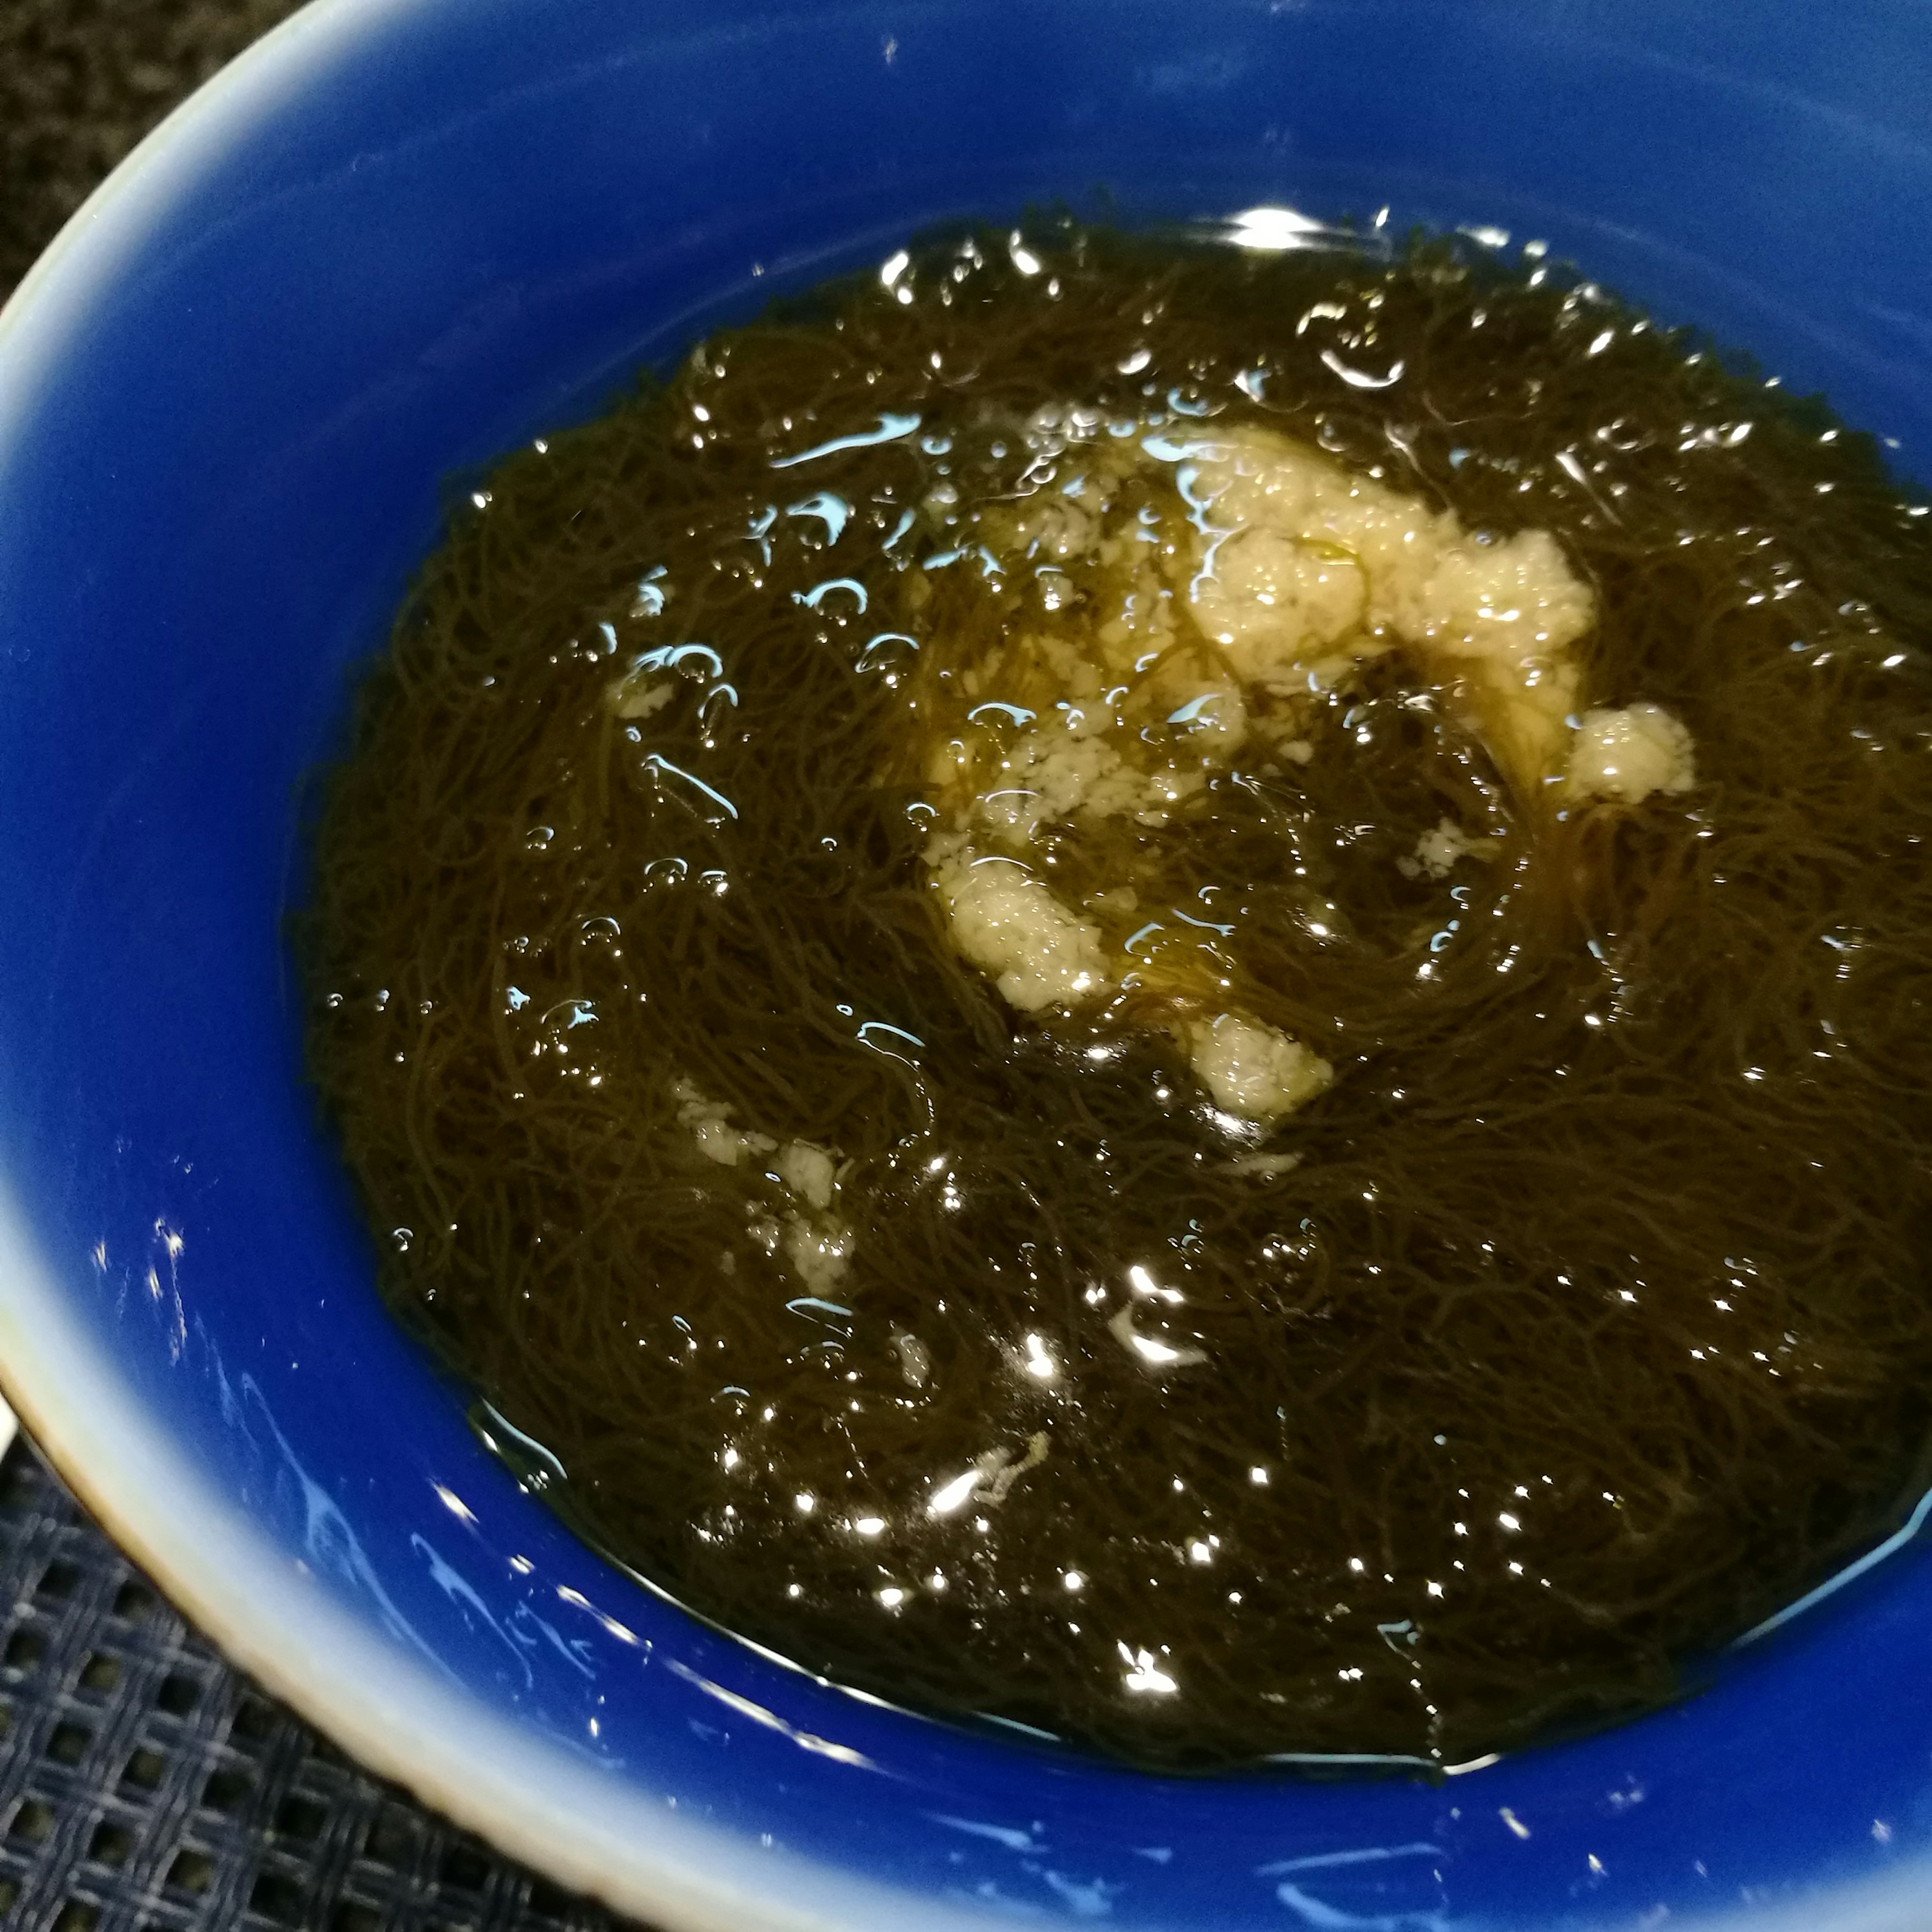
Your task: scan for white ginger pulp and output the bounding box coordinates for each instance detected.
[1182,1014,1335,1123]
[926,834,1109,1014]
[1567,702,1698,803]
[673,1079,853,1292]
[906,412,1695,1123]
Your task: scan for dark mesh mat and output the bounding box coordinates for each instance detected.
[0,7,657,1929]
[0,1441,645,1932]
[0,0,312,297]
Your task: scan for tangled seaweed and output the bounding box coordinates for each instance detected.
[301,225,1932,1769]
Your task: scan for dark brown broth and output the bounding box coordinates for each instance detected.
[302,224,1932,1769]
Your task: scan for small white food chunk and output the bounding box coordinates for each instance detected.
[1568,703,1697,803]
[928,836,1109,1012]
[1183,423,1595,792]
[672,1083,852,1284]
[612,680,675,721]
[1410,819,1480,880]
[783,1212,853,1297]
[693,1119,761,1166]
[1182,1013,1333,1121]
[776,1141,838,1212]
[1403,528,1596,662]
[1401,528,1592,791]
[974,727,1145,844]
[672,1079,777,1167]
[1227,1150,1303,1179]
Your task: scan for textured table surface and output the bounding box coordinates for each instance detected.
[0,0,306,300]
[0,1442,640,1932]
[0,8,651,1930]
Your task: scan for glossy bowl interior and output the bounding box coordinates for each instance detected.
[1,2,1929,1927]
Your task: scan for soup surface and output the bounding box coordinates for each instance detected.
[304,221,1932,1770]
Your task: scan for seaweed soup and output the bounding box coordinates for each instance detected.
[303,219,1932,1773]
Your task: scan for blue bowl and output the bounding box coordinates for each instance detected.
[1,2,1928,1926]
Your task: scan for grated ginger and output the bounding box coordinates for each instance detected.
[1567,703,1697,803]
[673,1080,853,1287]
[1184,424,1592,797]
[1181,1014,1335,1122]
[925,832,1110,1012]
[902,409,1693,1122]
[1403,819,1488,881]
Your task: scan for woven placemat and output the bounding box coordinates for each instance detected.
[0,8,654,1930]
[0,1442,642,1932]
[0,0,308,299]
